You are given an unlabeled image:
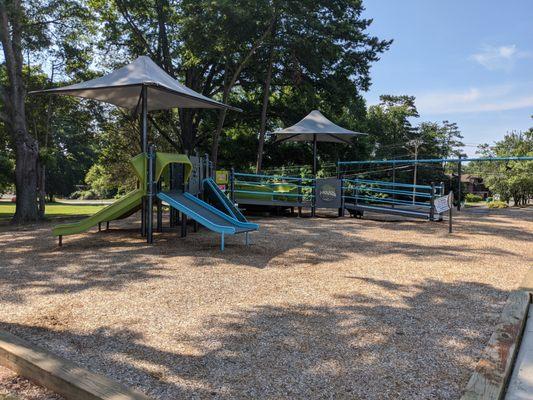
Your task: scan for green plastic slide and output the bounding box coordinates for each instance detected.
[52,153,148,238]
[52,188,145,237]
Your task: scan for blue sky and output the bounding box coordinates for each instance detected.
[362,0,533,156]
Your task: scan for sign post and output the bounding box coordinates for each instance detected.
[448,191,454,233]
[314,178,342,210]
[434,191,454,233]
[215,170,229,192]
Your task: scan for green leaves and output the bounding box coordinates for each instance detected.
[470,130,533,205]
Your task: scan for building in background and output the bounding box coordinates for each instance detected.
[461,175,491,199]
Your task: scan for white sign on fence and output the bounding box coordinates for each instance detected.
[434,192,454,214]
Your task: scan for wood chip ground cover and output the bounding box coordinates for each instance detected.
[0,207,531,399]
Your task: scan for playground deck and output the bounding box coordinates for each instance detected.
[0,207,532,399]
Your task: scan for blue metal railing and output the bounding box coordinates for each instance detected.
[342,177,441,217]
[227,170,445,220]
[230,171,315,204]
[233,172,315,182]
[338,156,533,166]
[345,178,442,190]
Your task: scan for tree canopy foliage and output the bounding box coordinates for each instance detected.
[0,0,526,216]
[467,129,533,206]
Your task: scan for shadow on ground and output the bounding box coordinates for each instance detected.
[0,208,525,305]
[0,278,510,399]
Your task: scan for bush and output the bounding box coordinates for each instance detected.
[485,197,493,202]
[488,200,508,209]
[70,189,98,200]
[465,193,483,202]
[85,164,115,199]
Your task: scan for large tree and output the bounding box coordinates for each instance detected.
[92,0,391,169]
[253,0,391,172]
[0,0,92,222]
[470,129,533,205]
[0,0,40,222]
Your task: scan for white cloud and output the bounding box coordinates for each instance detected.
[415,83,533,115]
[470,44,530,71]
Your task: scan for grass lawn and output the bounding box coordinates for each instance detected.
[0,201,105,221]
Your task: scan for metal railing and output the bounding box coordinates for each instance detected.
[225,169,446,220]
[342,178,444,219]
[229,171,315,205]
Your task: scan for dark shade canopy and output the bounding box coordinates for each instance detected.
[271,110,367,177]
[30,56,241,245]
[30,56,239,112]
[273,110,366,145]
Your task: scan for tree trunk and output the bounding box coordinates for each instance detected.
[210,106,227,167]
[211,16,276,168]
[13,128,39,223]
[256,21,277,173]
[179,108,196,153]
[0,0,40,223]
[210,61,230,168]
[37,163,46,217]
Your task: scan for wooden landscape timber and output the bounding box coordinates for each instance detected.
[519,267,533,295]
[461,289,530,400]
[0,330,151,400]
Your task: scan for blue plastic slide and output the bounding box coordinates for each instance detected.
[203,178,248,222]
[157,191,258,250]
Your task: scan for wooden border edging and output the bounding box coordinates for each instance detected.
[518,267,533,295]
[0,330,151,400]
[461,290,530,400]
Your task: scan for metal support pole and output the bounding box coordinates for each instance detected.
[312,134,317,176]
[106,221,109,230]
[141,86,148,154]
[311,178,316,217]
[181,213,187,238]
[221,233,225,251]
[147,144,155,244]
[298,178,302,217]
[457,155,462,211]
[230,168,235,203]
[140,85,149,237]
[392,161,396,208]
[338,175,344,217]
[429,182,435,221]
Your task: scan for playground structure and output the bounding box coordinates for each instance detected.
[52,149,258,250]
[342,178,444,220]
[338,156,533,211]
[226,156,532,221]
[31,56,260,250]
[31,56,532,249]
[227,169,446,221]
[229,171,315,216]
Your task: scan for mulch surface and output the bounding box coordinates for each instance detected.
[1,207,531,399]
